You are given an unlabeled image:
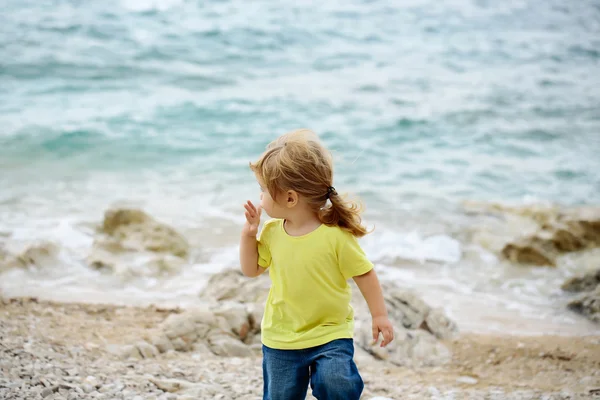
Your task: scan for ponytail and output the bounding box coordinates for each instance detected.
[318,193,368,237]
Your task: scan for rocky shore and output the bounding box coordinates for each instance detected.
[2,206,600,399]
[1,297,599,400]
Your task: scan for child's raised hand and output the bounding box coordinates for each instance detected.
[372,315,394,347]
[242,200,262,237]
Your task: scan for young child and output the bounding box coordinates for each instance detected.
[239,129,394,400]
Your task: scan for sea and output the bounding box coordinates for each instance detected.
[1,0,599,335]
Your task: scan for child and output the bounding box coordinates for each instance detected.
[239,129,394,400]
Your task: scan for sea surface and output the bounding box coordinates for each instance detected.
[1,0,599,335]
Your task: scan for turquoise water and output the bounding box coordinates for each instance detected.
[1,1,600,333]
[2,0,599,214]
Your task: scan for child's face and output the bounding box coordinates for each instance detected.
[259,185,286,219]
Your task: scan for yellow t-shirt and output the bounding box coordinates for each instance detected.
[257,218,373,350]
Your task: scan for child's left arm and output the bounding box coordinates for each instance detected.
[353,269,394,347]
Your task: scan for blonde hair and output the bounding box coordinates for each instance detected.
[250,129,368,237]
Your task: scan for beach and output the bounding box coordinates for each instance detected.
[2,1,600,399]
[1,297,599,399]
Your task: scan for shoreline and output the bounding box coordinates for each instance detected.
[1,297,599,400]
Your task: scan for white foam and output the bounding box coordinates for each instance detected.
[120,0,183,12]
[363,230,462,265]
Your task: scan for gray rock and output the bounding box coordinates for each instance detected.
[568,286,600,323]
[81,384,95,394]
[150,334,174,353]
[423,308,459,340]
[162,314,198,339]
[382,285,431,330]
[199,269,270,303]
[149,377,194,393]
[562,269,600,293]
[136,341,159,359]
[206,332,253,358]
[41,386,58,398]
[119,344,143,360]
[356,323,451,367]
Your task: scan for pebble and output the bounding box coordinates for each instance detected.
[81,384,95,394]
[41,386,57,398]
[456,376,479,385]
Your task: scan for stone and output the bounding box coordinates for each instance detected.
[86,208,190,278]
[502,238,557,266]
[119,345,142,360]
[382,285,430,329]
[212,303,252,341]
[41,385,58,397]
[422,308,459,340]
[456,376,478,385]
[150,334,174,353]
[568,286,600,323]
[170,338,190,352]
[206,332,253,358]
[561,269,600,293]
[0,241,60,272]
[101,209,189,257]
[136,341,159,359]
[81,384,95,394]
[199,269,270,303]
[501,208,600,266]
[149,377,194,393]
[163,314,198,339]
[356,323,451,367]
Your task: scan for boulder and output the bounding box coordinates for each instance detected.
[562,269,600,293]
[101,208,189,257]
[350,282,457,366]
[0,241,60,272]
[355,321,451,367]
[200,269,270,304]
[381,284,431,329]
[422,308,459,340]
[86,208,189,277]
[132,302,258,358]
[115,269,457,368]
[567,286,600,324]
[500,207,600,266]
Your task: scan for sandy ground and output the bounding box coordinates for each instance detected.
[1,297,599,400]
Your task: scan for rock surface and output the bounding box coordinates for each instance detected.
[0,241,60,272]
[1,297,598,400]
[568,286,600,324]
[499,207,600,266]
[198,269,458,367]
[562,269,600,293]
[86,208,189,278]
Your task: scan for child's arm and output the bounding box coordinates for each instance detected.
[239,200,265,278]
[353,269,394,347]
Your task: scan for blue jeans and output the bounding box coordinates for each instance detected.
[262,339,363,400]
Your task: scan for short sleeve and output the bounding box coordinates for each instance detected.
[338,234,374,280]
[257,219,276,268]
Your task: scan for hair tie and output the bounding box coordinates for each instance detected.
[326,186,337,199]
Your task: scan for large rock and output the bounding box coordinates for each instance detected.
[114,269,457,367]
[101,209,189,257]
[500,207,600,267]
[355,320,451,367]
[125,302,259,359]
[562,269,600,293]
[351,282,457,366]
[568,286,600,324]
[86,208,189,277]
[200,269,270,304]
[0,241,60,273]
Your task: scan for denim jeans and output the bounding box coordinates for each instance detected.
[262,339,363,400]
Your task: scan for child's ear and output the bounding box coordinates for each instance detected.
[286,190,299,208]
